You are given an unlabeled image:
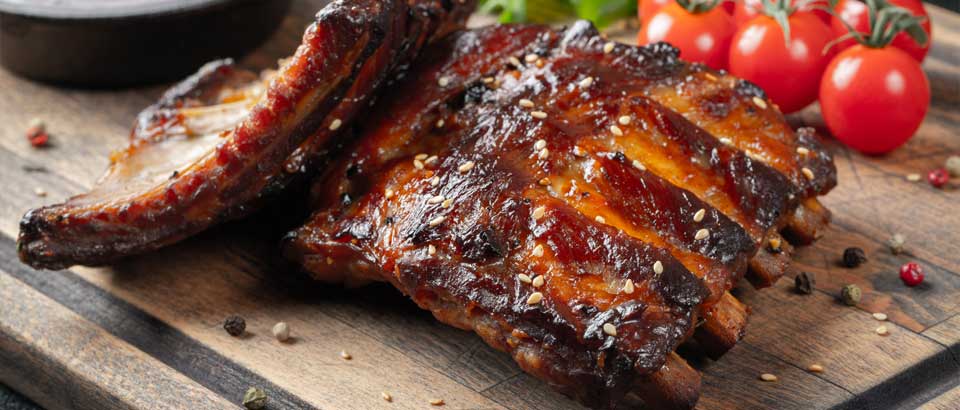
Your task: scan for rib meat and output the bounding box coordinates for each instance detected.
[285,22,836,409]
[17,0,475,269]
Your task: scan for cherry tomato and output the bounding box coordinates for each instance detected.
[638,2,736,70]
[734,0,831,26]
[639,0,672,24]
[728,12,835,113]
[819,45,929,154]
[831,0,931,61]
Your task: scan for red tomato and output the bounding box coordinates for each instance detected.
[728,12,835,113]
[734,0,831,26]
[637,2,736,70]
[639,0,672,23]
[819,45,929,154]
[831,0,931,61]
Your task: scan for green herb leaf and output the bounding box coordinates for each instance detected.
[478,0,636,28]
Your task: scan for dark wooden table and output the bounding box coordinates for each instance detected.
[0,2,957,409]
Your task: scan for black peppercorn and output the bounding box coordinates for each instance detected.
[224,315,246,337]
[842,247,867,268]
[794,272,815,294]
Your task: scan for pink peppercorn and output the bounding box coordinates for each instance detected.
[899,262,924,287]
[927,168,949,188]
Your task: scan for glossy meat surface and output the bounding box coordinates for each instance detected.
[17,0,475,269]
[287,22,836,409]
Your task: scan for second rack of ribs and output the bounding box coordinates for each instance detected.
[286,22,836,409]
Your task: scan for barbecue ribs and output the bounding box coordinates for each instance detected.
[285,22,836,409]
[17,0,475,269]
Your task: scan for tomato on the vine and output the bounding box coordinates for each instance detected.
[637,0,736,70]
[734,0,831,26]
[820,0,930,155]
[728,11,835,113]
[831,0,931,61]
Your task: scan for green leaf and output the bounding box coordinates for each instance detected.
[478,0,636,28]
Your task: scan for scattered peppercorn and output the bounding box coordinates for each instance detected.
[272,322,290,342]
[927,168,949,188]
[946,155,960,177]
[888,234,906,255]
[899,262,924,287]
[242,387,267,410]
[223,315,246,337]
[794,272,815,294]
[842,247,867,268]
[25,119,49,148]
[840,284,861,306]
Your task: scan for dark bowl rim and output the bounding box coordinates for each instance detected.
[0,0,248,20]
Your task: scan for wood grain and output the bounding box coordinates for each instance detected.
[0,2,956,410]
[0,272,235,410]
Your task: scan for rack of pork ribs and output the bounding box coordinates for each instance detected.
[16,2,836,409]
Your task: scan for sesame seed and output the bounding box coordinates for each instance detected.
[532,206,546,220]
[430,176,440,186]
[603,42,615,53]
[532,244,544,257]
[872,312,888,321]
[653,260,663,274]
[519,99,535,108]
[808,364,824,373]
[693,208,706,222]
[610,125,624,136]
[483,77,495,84]
[595,215,606,223]
[415,153,429,160]
[527,292,544,305]
[532,276,545,288]
[705,73,718,82]
[579,77,594,88]
[538,178,551,186]
[536,59,545,68]
[340,350,352,360]
[573,146,586,157]
[538,148,549,159]
[428,216,446,227]
[458,161,475,173]
[632,160,646,171]
[441,198,453,208]
[326,257,334,265]
[623,279,635,294]
[797,146,810,156]
[525,53,538,63]
[382,392,392,402]
[802,167,815,180]
[428,195,444,204]
[34,187,47,197]
[531,111,547,119]
[385,189,395,199]
[759,373,778,382]
[425,155,439,165]
[509,56,522,67]
[603,323,617,336]
[752,96,768,109]
[438,76,450,87]
[695,228,710,240]
[429,398,445,406]
[425,245,435,257]
[618,116,631,125]
[518,273,533,284]
[719,137,733,146]
[414,159,425,169]
[876,325,889,336]
[534,139,547,150]
[906,173,922,182]
[329,118,342,131]
[436,119,445,128]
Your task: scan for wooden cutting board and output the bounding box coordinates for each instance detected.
[0,2,957,409]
